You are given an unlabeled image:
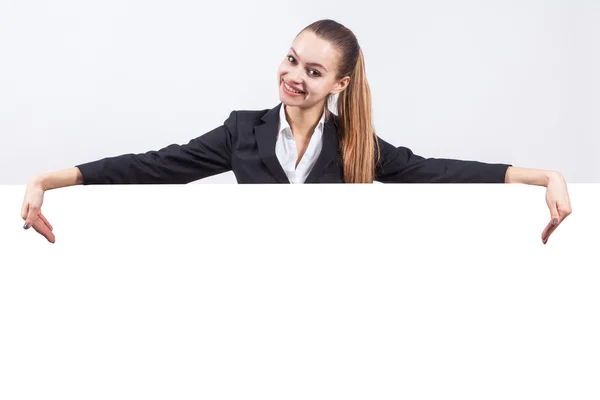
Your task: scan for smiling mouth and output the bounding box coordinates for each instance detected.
[283,80,306,95]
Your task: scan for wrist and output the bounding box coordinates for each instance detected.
[30,174,48,191]
[505,166,557,187]
[545,170,562,187]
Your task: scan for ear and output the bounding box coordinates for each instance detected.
[330,76,350,95]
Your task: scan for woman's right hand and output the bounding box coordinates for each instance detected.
[21,177,56,243]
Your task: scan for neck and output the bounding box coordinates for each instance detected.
[284,101,325,138]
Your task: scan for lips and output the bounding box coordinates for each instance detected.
[282,79,306,94]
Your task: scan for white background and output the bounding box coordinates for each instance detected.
[1,0,598,184]
[1,184,599,399]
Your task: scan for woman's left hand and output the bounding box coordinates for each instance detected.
[542,172,572,244]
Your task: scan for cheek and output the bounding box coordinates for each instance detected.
[321,80,338,94]
[308,81,327,94]
[277,63,289,77]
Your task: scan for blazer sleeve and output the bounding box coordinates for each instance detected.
[374,136,511,183]
[75,111,237,184]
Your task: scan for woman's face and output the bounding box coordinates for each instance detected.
[277,30,350,109]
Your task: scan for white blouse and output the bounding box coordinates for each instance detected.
[275,104,326,184]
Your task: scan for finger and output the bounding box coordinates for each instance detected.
[21,200,28,220]
[38,212,53,231]
[558,203,573,219]
[38,216,53,234]
[549,201,560,224]
[541,219,555,241]
[542,218,560,244]
[24,206,40,229]
[32,220,56,243]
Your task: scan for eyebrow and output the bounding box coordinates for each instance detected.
[290,47,328,72]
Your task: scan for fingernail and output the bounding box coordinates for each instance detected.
[552,218,558,225]
[23,223,30,229]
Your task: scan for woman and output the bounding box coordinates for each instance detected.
[20,19,572,244]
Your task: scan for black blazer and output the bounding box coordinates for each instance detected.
[75,103,511,184]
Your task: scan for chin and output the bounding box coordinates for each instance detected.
[279,91,301,106]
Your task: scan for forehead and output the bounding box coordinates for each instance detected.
[291,30,338,71]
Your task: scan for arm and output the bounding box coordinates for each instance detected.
[74,111,237,185]
[374,137,511,183]
[371,137,571,244]
[31,167,83,191]
[504,166,557,186]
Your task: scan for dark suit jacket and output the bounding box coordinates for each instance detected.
[75,103,511,184]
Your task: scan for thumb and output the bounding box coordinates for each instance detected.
[549,202,560,225]
[23,205,39,229]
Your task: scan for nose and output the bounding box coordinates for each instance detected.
[289,74,304,86]
[289,66,305,84]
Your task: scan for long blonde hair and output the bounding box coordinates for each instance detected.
[301,19,380,183]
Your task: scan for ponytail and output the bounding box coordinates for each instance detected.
[337,48,380,183]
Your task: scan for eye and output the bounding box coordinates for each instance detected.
[287,55,321,77]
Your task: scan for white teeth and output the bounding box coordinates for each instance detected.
[284,81,304,94]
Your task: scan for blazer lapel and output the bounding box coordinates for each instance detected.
[254,103,290,183]
[304,115,340,183]
[254,103,341,184]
